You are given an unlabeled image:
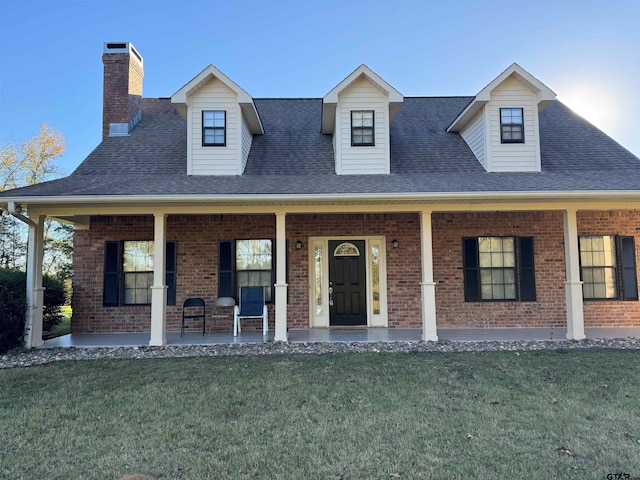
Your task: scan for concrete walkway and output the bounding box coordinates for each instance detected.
[43,327,640,348]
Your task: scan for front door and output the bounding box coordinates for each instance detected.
[329,240,367,326]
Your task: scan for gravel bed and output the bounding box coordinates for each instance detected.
[1,337,639,369]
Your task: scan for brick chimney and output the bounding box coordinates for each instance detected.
[102,42,144,138]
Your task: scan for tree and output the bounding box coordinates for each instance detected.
[1,123,64,190]
[0,123,69,275]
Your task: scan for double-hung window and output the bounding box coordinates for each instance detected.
[218,239,277,303]
[351,110,374,146]
[202,110,226,146]
[103,241,177,306]
[123,241,154,305]
[579,235,638,300]
[463,236,536,301]
[500,108,524,143]
[236,239,274,301]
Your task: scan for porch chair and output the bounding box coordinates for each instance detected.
[234,286,268,337]
[181,297,206,337]
[209,296,236,333]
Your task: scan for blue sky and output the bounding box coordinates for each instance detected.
[1,0,638,174]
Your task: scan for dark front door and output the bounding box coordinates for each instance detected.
[329,240,367,326]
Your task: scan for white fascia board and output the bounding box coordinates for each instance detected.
[171,65,263,133]
[448,63,557,132]
[7,190,640,207]
[321,64,403,134]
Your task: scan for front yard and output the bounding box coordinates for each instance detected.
[1,350,639,479]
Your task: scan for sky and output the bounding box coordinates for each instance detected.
[1,0,639,175]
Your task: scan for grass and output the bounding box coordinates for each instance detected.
[0,351,639,479]
[42,305,71,340]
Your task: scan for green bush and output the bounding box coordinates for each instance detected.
[0,269,67,354]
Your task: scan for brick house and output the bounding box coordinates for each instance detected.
[2,42,640,348]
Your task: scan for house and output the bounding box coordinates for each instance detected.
[2,41,640,349]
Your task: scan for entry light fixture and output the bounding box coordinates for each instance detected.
[295,240,303,250]
[392,239,399,249]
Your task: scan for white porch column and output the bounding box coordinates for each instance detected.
[25,215,45,349]
[274,212,288,342]
[563,209,586,340]
[419,209,438,341]
[149,213,168,346]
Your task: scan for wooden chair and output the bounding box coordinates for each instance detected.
[234,287,268,337]
[181,297,206,337]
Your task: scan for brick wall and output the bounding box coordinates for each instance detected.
[578,211,640,326]
[71,210,640,333]
[72,213,422,333]
[432,211,567,328]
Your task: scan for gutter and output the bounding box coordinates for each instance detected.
[7,201,35,227]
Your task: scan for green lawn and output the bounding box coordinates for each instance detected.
[1,351,639,479]
[42,305,71,340]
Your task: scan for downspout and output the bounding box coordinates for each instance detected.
[7,201,44,348]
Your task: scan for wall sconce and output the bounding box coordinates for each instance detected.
[295,240,303,250]
[392,239,399,249]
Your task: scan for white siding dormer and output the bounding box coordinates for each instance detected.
[190,78,239,175]
[448,63,555,173]
[337,77,389,175]
[322,64,403,175]
[460,109,486,169]
[487,77,539,172]
[171,65,263,176]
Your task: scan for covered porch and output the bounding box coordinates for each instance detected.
[42,326,640,348]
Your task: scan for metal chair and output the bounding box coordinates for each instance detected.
[181,297,206,337]
[234,286,268,337]
[209,296,236,333]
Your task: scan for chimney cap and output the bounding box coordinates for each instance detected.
[103,42,143,66]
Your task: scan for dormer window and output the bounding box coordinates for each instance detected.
[202,110,226,146]
[351,110,374,146]
[500,108,524,144]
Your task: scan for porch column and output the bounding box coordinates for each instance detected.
[149,213,167,346]
[563,209,586,340]
[25,215,45,349]
[274,212,288,342]
[419,209,438,341]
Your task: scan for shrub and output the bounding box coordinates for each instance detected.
[0,269,67,353]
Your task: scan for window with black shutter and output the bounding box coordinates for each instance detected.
[103,241,176,306]
[462,236,536,302]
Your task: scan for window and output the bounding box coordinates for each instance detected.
[236,239,273,301]
[351,110,374,146]
[579,235,638,300]
[103,241,176,307]
[218,239,280,303]
[463,237,536,301]
[123,241,154,305]
[500,108,524,144]
[202,110,226,146]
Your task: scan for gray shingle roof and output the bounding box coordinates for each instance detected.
[2,96,640,199]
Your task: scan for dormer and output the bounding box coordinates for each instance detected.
[448,63,556,173]
[322,65,403,175]
[171,65,263,175]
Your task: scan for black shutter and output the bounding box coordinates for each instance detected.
[518,237,536,301]
[620,236,638,301]
[103,241,121,306]
[463,238,480,301]
[218,240,234,298]
[166,241,177,306]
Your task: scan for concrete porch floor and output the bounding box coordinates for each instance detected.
[42,327,640,348]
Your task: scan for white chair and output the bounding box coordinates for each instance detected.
[209,297,236,333]
[234,286,268,337]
